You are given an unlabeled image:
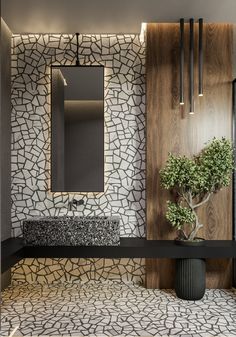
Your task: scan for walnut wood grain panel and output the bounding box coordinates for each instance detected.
[146,23,233,289]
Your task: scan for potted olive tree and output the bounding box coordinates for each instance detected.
[160,138,234,300]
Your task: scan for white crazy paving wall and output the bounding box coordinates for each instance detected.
[11,34,146,238]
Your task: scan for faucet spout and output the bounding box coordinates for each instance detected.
[68,198,84,212]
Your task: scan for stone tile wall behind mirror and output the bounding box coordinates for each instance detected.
[11,34,145,237]
[11,34,146,283]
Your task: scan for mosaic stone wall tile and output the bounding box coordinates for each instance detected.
[11,33,145,283]
[2,282,236,336]
[11,33,145,238]
[11,258,145,285]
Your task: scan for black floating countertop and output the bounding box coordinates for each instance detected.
[1,237,236,274]
[23,238,236,259]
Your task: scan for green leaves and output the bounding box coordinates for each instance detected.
[196,137,234,192]
[160,137,234,239]
[160,138,234,195]
[166,201,195,230]
[160,154,206,194]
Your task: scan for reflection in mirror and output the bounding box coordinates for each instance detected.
[51,66,104,192]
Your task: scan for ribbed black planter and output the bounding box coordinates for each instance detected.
[175,258,206,300]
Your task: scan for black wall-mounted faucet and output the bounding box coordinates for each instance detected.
[68,198,84,211]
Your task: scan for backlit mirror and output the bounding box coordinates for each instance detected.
[51,66,104,192]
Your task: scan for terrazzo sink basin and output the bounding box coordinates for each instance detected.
[23,216,120,246]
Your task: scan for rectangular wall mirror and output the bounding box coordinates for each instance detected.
[51,65,104,192]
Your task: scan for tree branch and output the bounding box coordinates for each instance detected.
[181,194,189,206]
[188,205,202,241]
[181,191,192,208]
[178,229,188,240]
[179,190,210,240]
[193,192,212,209]
[188,223,203,241]
[188,191,193,207]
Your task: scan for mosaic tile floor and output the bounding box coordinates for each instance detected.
[1,281,236,337]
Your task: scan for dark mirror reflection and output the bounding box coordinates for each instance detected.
[51,66,104,192]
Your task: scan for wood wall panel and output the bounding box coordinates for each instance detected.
[146,23,233,289]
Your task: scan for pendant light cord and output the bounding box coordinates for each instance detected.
[76,33,80,66]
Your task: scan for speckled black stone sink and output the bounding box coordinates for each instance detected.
[23,216,120,246]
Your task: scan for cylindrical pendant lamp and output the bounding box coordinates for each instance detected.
[198,18,203,96]
[189,18,194,114]
[180,18,184,105]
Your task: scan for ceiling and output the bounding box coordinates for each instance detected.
[2,0,236,34]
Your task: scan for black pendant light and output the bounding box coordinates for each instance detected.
[198,18,203,96]
[189,18,194,114]
[76,32,80,66]
[180,18,184,105]
[179,17,203,115]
